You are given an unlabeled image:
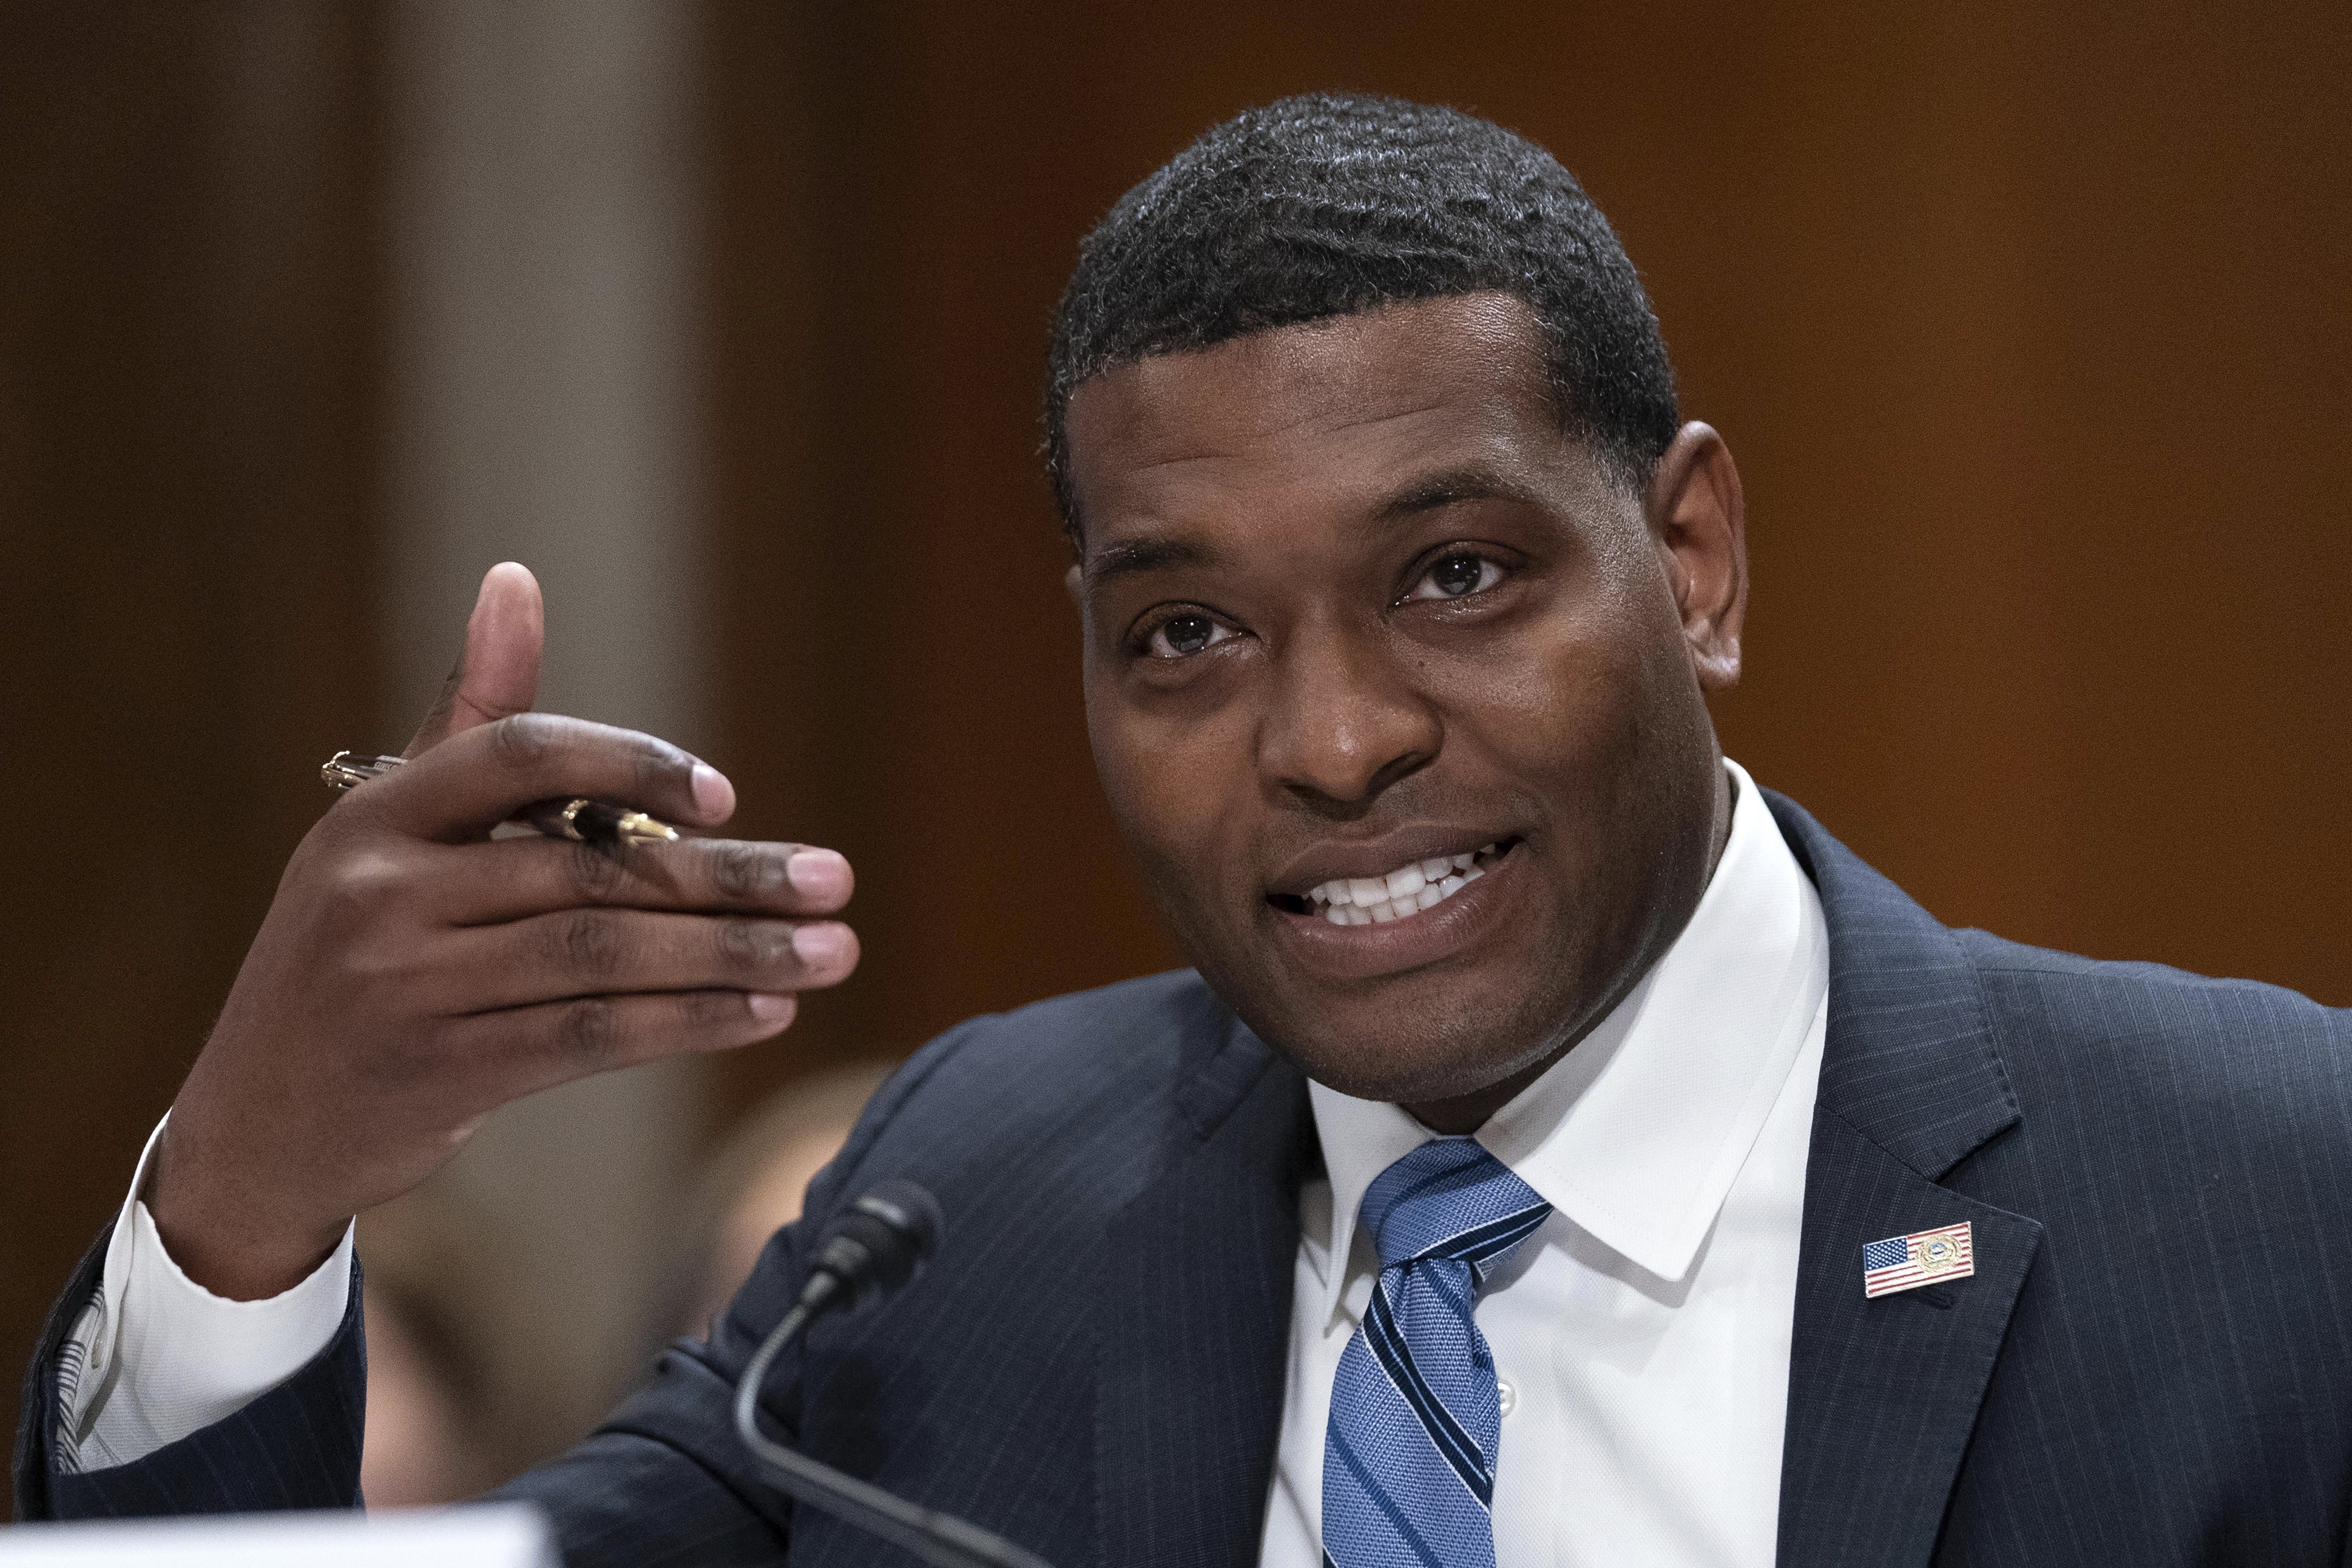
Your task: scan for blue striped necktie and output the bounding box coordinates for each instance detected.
[1322,1139,1553,1568]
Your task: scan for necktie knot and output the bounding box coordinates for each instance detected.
[1359,1138,1551,1277]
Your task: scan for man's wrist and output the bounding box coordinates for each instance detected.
[147,1132,348,1303]
[145,1212,347,1303]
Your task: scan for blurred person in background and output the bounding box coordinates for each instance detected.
[352,1060,894,1512]
[357,1279,488,1507]
[659,1064,893,1343]
[347,1193,497,1507]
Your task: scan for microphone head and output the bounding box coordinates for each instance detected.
[846,1180,943,1281]
[804,1180,944,1314]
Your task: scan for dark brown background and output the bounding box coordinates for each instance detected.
[7,0,2346,1505]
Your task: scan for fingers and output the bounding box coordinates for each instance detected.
[452,908,859,1012]
[450,988,804,1103]
[406,563,545,757]
[439,834,853,924]
[368,563,737,845]
[361,710,737,844]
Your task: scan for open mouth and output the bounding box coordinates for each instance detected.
[1270,839,1517,926]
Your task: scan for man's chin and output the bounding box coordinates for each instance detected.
[1180,886,1589,1111]
[1229,985,1570,1114]
[1306,1050,1557,1125]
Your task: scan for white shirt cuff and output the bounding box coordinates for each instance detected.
[57,1112,355,1472]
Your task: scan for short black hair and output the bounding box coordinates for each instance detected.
[1045,93,1679,547]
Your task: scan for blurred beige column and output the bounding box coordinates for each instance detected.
[376,0,707,1460]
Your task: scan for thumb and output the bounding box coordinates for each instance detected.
[405,562,544,757]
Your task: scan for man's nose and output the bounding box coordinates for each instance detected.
[1259,625,1440,811]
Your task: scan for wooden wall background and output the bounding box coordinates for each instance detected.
[0,2,385,1510]
[6,0,2346,1504]
[702,0,2351,1106]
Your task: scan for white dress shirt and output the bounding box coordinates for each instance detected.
[1259,760,1828,1568]
[57,1115,355,1471]
[66,762,1826,1568]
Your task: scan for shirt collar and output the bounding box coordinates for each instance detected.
[1307,760,1828,1324]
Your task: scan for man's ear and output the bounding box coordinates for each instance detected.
[1064,563,1083,606]
[1644,422,1747,692]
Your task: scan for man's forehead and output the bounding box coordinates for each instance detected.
[1064,292,1557,532]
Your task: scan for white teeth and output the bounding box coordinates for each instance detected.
[1310,842,1507,925]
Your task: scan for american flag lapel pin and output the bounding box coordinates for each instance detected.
[1862,1221,1975,1298]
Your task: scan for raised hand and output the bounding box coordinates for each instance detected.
[148,564,858,1300]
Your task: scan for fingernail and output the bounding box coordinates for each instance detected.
[793,923,850,967]
[690,763,734,819]
[747,993,796,1024]
[786,848,850,900]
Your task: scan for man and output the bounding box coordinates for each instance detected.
[18,94,2352,1567]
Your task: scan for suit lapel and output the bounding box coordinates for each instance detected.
[1765,792,2045,1566]
[1096,1007,1313,1568]
[1777,1114,2042,1564]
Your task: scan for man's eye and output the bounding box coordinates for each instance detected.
[1406,552,1504,601]
[1146,612,1233,658]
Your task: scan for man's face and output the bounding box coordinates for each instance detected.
[1065,293,1741,1120]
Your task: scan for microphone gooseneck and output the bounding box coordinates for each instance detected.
[733,1182,1053,1568]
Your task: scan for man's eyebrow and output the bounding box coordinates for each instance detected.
[1372,466,1548,522]
[1082,469,1539,587]
[1085,535,1216,587]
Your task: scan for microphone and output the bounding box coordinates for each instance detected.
[733,1182,1054,1568]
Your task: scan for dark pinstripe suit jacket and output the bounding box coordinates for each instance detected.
[19,792,2352,1565]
